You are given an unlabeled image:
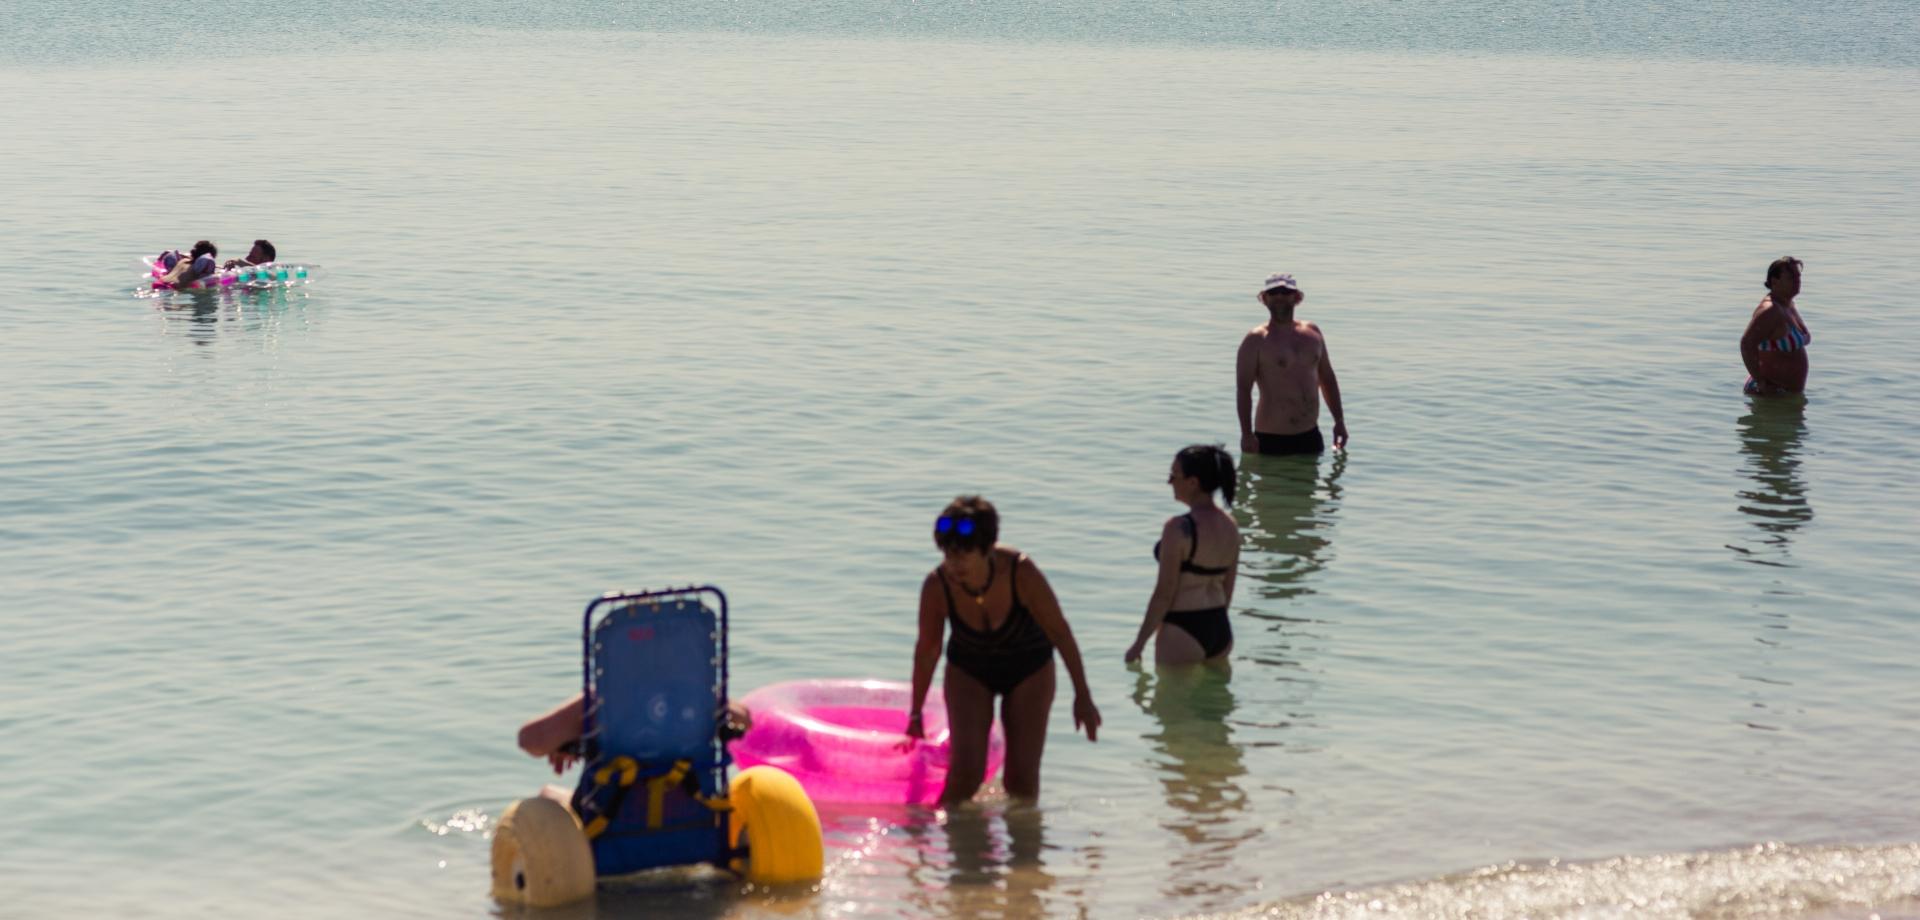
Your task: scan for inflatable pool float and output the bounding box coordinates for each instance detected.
[143,255,318,291]
[731,679,1005,805]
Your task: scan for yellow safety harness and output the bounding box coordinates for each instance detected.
[581,756,732,840]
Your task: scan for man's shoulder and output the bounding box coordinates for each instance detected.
[1238,324,1269,354]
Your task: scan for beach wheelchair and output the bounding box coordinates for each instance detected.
[491,587,824,908]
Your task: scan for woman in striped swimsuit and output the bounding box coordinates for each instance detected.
[1741,256,1813,397]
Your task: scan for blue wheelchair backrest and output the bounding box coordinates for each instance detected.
[576,588,732,877]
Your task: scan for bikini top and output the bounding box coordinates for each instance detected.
[1756,322,1811,353]
[940,554,1053,656]
[1153,513,1232,576]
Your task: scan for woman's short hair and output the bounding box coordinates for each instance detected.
[190,240,217,258]
[1766,255,1803,288]
[1175,444,1237,505]
[933,495,999,554]
[253,239,276,262]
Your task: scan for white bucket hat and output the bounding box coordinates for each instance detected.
[1260,272,1300,295]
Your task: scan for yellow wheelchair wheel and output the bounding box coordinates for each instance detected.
[490,796,597,908]
[727,766,825,885]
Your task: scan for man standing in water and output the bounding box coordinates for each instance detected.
[1237,272,1348,455]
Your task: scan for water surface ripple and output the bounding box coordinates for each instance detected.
[2,20,1918,920]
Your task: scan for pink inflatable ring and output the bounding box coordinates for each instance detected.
[732,679,1004,805]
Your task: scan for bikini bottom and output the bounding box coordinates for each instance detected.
[1163,607,1232,659]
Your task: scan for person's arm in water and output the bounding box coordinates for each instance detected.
[1315,325,1348,449]
[520,693,585,775]
[1019,557,1101,741]
[1125,517,1190,664]
[1236,330,1260,454]
[905,573,946,740]
[1740,300,1786,394]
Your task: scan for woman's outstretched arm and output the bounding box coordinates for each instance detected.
[519,693,586,775]
[1126,517,1189,663]
[907,573,945,738]
[1021,557,1101,741]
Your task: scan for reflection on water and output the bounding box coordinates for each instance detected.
[1728,398,1812,736]
[1236,452,1344,606]
[593,870,735,920]
[892,803,1060,920]
[1235,452,1343,686]
[1730,399,1813,566]
[150,287,316,349]
[1131,664,1256,912]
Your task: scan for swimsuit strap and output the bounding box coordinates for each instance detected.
[938,572,958,621]
[1006,553,1023,608]
[1179,513,1233,576]
[998,554,1051,649]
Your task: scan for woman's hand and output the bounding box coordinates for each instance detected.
[547,751,578,775]
[1072,695,1101,742]
[1124,640,1146,664]
[894,711,925,752]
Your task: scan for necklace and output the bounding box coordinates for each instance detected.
[956,558,994,605]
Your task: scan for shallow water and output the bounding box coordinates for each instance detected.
[2,5,1919,919]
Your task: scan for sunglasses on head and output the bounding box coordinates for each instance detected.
[935,516,977,537]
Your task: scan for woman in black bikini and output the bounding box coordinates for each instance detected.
[907,496,1101,803]
[1125,445,1240,667]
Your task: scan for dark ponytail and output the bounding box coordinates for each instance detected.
[1215,448,1236,506]
[1175,444,1236,506]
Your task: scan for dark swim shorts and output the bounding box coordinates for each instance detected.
[1255,428,1325,455]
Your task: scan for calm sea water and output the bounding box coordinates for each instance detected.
[3,4,1919,918]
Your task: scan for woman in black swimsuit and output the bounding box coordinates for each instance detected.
[907,495,1101,803]
[1125,445,1240,666]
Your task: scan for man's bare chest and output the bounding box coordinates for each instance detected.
[1258,336,1320,372]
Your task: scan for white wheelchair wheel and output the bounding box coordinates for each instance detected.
[490,796,596,908]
